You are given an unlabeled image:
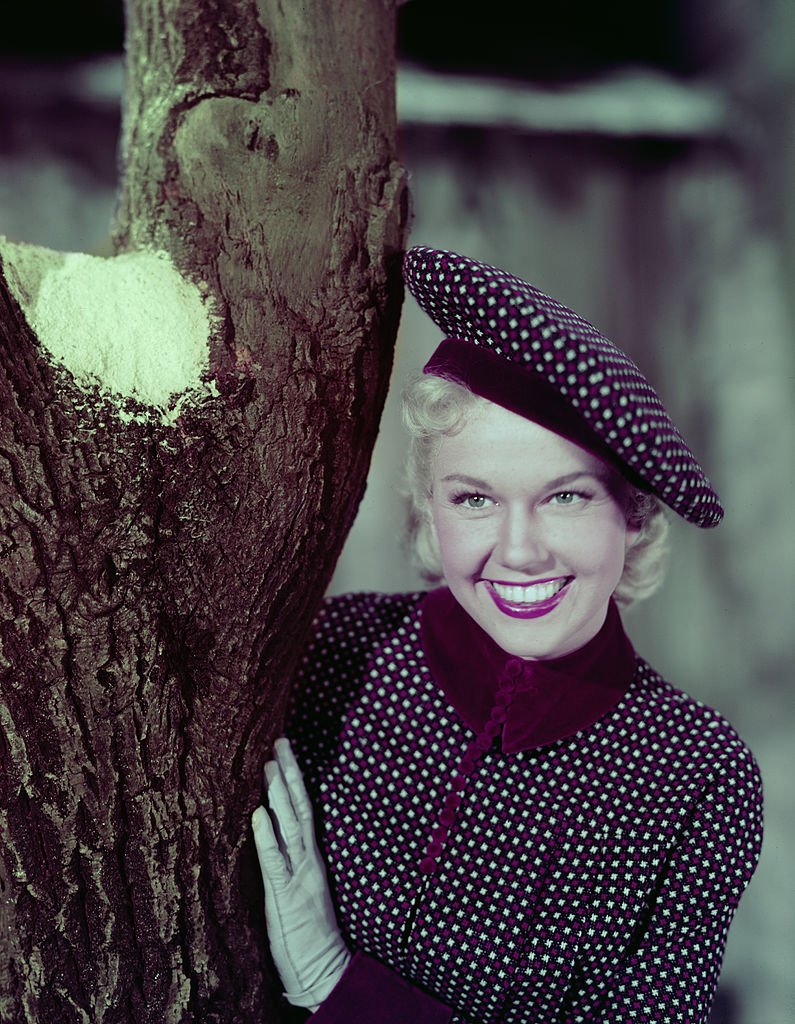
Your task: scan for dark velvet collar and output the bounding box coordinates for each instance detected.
[420,587,637,753]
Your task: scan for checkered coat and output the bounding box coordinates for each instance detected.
[288,591,763,1024]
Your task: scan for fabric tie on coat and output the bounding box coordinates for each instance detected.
[417,587,637,874]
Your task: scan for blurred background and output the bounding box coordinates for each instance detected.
[1,2,793,1020]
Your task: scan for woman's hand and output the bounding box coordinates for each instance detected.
[252,737,351,1011]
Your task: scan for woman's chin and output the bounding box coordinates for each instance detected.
[463,584,610,661]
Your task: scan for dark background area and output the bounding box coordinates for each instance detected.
[398,0,730,79]
[2,2,123,57]
[1,0,738,77]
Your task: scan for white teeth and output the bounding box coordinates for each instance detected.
[491,579,567,604]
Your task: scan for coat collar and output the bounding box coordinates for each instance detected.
[419,587,637,753]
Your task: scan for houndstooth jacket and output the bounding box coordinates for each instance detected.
[287,589,763,1024]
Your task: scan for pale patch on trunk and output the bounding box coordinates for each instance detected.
[1,238,217,416]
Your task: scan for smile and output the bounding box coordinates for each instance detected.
[483,577,571,619]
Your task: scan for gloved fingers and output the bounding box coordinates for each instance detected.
[274,737,315,835]
[265,759,305,868]
[251,805,292,894]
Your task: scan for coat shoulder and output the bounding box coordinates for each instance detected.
[631,658,756,753]
[286,591,427,757]
[307,590,427,661]
[620,658,763,811]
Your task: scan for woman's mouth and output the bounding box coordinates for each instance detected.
[483,577,571,619]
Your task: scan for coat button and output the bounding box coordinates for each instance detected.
[518,664,535,690]
[474,733,491,754]
[484,719,501,739]
[419,856,437,875]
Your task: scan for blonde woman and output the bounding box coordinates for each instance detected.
[253,247,762,1024]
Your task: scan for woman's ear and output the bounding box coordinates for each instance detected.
[624,520,643,552]
[622,485,651,551]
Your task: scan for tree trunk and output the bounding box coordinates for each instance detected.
[0,2,407,1021]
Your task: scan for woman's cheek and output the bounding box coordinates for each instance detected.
[438,515,496,572]
[431,513,461,563]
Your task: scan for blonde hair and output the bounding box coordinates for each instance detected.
[401,374,669,608]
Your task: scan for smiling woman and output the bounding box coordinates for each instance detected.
[251,247,762,1024]
[404,373,671,612]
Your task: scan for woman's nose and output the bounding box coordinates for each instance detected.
[495,509,552,571]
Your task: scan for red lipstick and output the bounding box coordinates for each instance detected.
[483,578,571,619]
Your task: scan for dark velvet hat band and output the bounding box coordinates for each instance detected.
[425,337,648,492]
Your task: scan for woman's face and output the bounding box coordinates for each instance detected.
[429,401,639,660]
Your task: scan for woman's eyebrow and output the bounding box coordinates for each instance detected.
[545,471,606,489]
[440,474,492,488]
[441,470,605,489]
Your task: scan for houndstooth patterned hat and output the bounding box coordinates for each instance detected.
[404,245,723,528]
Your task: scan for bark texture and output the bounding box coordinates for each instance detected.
[0,1,407,1021]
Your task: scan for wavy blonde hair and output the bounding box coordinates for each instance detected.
[402,374,669,607]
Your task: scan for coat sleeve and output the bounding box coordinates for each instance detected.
[310,951,452,1023]
[569,752,764,1024]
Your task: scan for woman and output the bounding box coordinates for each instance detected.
[252,246,763,1023]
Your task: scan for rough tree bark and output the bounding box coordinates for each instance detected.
[0,2,407,1021]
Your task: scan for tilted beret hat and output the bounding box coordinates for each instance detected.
[404,245,723,528]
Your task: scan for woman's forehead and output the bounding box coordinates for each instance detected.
[435,401,613,479]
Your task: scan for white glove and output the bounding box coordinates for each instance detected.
[251,737,352,1011]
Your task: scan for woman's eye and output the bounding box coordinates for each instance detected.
[550,490,586,506]
[452,493,491,509]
